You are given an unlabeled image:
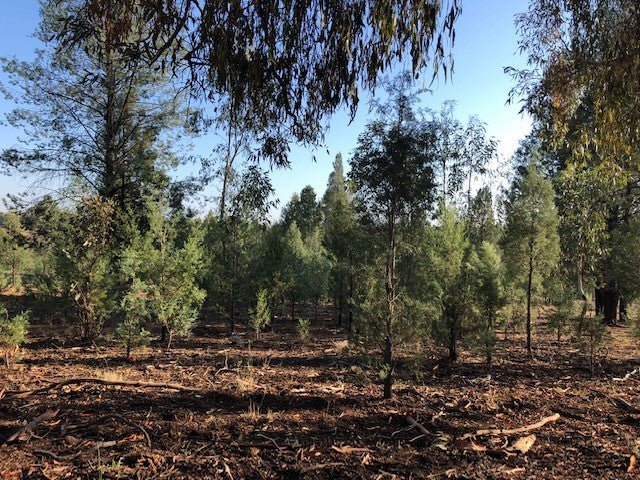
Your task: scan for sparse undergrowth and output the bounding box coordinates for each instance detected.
[0,310,637,479]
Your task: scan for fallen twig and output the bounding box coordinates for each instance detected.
[5,409,59,443]
[466,413,560,438]
[406,415,433,437]
[4,377,200,400]
[34,440,118,461]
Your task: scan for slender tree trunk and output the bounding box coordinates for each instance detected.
[602,287,619,325]
[291,295,295,322]
[619,297,627,323]
[348,274,354,333]
[486,311,493,365]
[448,315,457,363]
[11,252,16,288]
[526,239,534,356]
[383,209,397,399]
[165,329,173,352]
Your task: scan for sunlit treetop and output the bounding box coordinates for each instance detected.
[53,0,461,167]
[510,0,640,171]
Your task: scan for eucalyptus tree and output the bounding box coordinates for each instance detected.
[349,74,437,399]
[54,0,461,167]
[512,1,640,323]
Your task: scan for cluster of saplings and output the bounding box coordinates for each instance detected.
[2,80,634,400]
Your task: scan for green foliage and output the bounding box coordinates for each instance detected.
[502,160,560,352]
[427,205,471,362]
[122,201,206,350]
[467,242,506,364]
[55,0,460,167]
[283,186,322,240]
[0,306,29,366]
[116,279,151,358]
[576,315,610,376]
[297,318,311,341]
[322,154,363,329]
[60,196,117,339]
[466,187,500,246]
[349,74,438,398]
[250,289,271,340]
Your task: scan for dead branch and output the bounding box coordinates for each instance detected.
[4,377,200,400]
[5,409,59,443]
[469,413,560,438]
[34,440,118,461]
[406,415,433,437]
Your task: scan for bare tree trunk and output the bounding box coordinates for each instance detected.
[383,209,397,399]
[526,239,534,356]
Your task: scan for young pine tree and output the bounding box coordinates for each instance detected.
[427,205,471,363]
[250,289,271,340]
[467,242,506,365]
[502,162,560,356]
[0,305,29,366]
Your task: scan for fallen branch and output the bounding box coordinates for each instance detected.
[4,377,200,399]
[5,409,59,443]
[34,440,118,461]
[406,415,433,437]
[468,413,560,438]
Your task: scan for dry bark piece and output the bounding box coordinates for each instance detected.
[509,434,536,454]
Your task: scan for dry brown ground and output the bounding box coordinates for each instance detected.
[1,304,639,479]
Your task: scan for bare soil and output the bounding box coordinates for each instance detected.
[1,304,639,479]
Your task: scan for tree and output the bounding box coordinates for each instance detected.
[250,289,271,340]
[56,0,461,166]
[0,305,29,367]
[1,1,196,220]
[125,201,206,351]
[512,2,640,324]
[467,242,506,365]
[466,186,500,246]
[57,196,116,339]
[283,186,322,240]
[322,154,362,330]
[349,74,437,399]
[0,213,32,290]
[280,223,308,322]
[116,279,151,359]
[427,205,471,363]
[203,166,274,332]
[502,162,560,355]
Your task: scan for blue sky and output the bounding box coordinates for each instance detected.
[0,0,532,213]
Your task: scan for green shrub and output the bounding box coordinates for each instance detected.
[116,281,151,358]
[0,306,29,366]
[576,314,609,375]
[298,318,311,340]
[250,289,271,340]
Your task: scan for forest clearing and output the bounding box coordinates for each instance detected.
[1,301,639,479]
[2,0,640,478]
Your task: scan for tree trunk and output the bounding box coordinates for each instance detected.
[165,329,173,352]
[383,334,393,399]
[602,287,619,325]
[526,239,534,356]
[448,316,457,363]
[347,275,354,333]
[619,297,627,323]
[595,287,604,315]
[291,295,295,322]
